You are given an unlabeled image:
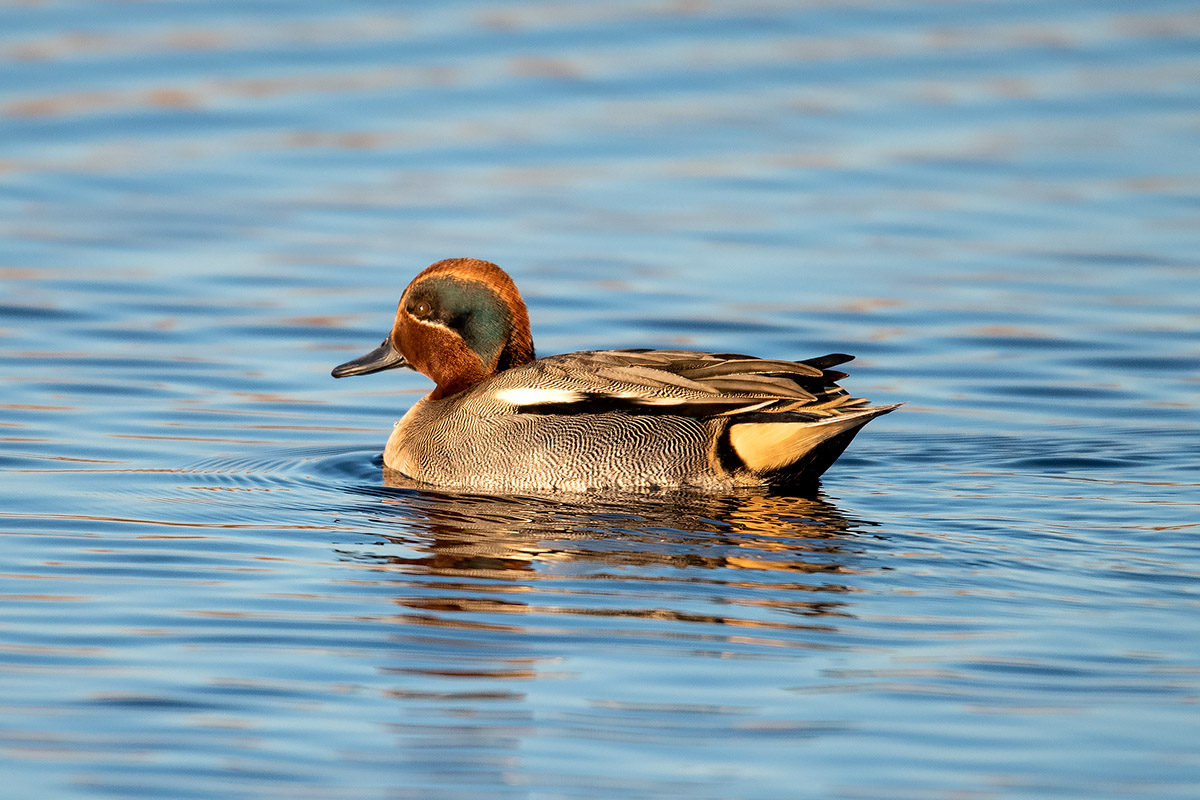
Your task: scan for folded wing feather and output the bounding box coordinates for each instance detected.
[495,349,855,419]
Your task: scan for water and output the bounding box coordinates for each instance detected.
[2,1,1199,798]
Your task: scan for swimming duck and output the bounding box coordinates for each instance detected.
[332,258,898,491]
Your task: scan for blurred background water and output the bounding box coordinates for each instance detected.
[2,1,1199,798]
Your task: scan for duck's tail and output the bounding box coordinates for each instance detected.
[727,403,902,484]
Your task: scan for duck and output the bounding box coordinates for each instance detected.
[332,258,898,492]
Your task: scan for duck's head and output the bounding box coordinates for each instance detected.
[332,258,535,399]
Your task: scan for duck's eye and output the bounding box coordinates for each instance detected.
[412,301,432,318]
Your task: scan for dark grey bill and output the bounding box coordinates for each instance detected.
[331,338,410,378]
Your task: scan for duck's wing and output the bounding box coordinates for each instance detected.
[491,349,869,419]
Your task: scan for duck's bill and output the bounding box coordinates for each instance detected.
[332,338,410,378]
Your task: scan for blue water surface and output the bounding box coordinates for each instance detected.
[2,1,1198,798]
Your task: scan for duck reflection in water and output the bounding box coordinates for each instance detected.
[338,468,876,628]
[335,476,874,786]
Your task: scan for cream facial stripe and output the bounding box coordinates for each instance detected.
[406,313,453,333]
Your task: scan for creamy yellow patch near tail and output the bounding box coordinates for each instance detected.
[728,421,835,473]
[727,406,900,474]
